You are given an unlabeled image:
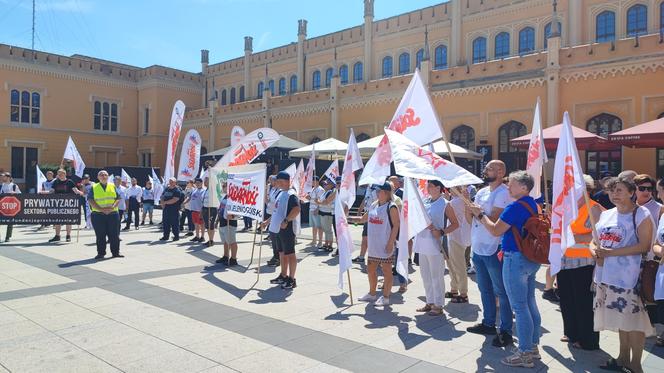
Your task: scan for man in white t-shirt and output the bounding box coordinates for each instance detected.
[465,160,515,348]
[307,176,325,247]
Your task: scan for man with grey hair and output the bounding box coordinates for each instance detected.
[88,170,122,259]
[159,177,183,241]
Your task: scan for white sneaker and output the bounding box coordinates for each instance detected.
[374,296,390,307]
[501,349,534,368]
[358,293,378,302]
[467,266,476,275]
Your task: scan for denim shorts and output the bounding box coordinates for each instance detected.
[309,212,321,228]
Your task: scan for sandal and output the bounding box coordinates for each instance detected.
[427,306,444,316]
[451,295,468,303]
[398,285,408,293]
[599,358,623,371]
[416,304,432,312]
[444,291,459,298]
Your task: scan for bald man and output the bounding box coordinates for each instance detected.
[465,160,515,348]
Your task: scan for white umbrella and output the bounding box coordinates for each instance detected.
[357,135,483,160]
[288,138,348,159]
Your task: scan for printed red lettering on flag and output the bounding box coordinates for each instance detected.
[526,136,541,169]
[389,108,421,133]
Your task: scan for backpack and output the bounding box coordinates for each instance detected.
[511,201,551,264]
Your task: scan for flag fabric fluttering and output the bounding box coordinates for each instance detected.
[303,145,316,194]
[213,128,280,170]
[396,177,431,282]
[63,136,86,177]
[323,159,340,184]
[295,159,308,201]
[336,129,364,289]
[176,129,202,182]
[548,112,587,276]
[230,126,245,147]
[36,165,47,193]
[526,99,548,199]
[164,100,186,181]
[360,70,444,185]
[384,129,483,187]
[121,169,131,184]
[151,168,164,202]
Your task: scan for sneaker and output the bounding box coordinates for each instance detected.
[358,293,378,302]
[185,232,194,237]
[215,256,229,265]
[331,250,339,257]
[111,254,125,258]
[281,278,297,289]
[149,221,154,225]
[206,240,214,247]
[270,274,287,284]
[94,255,105,260]
[159,236,168,241]
[492,331,514,347]
[197,237,205,242]
[122,227,130,231]
[501,349,534,368]
[374,296,390,307]
[65,235,71,242]
[466,323,497,335]
[48,235,61,242]
[172,237,179,242]
[190,236,200,242]
[467,266,476,275]
[267,257,280,267]
[140,221,145,226]
[352,256,365,263]
[228,258,238,266]
[529,346,541,360]
[542,288,560,303]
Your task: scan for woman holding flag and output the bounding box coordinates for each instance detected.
[414,180,459,316]
[353,182,400,307]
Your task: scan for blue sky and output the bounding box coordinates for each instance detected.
[0,0,445,72]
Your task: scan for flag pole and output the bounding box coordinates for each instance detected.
[346,269,354,305]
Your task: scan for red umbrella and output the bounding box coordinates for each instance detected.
[608,118,664,148]
[510,123,617,151]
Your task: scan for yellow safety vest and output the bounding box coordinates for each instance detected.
[91,182,118,213]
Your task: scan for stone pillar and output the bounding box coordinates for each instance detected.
[297,20,307,92]
[244,37,252,100]
[201,49,209,108]
[262,83,272,128]
[364,0,374,81]
[450,0,462,66]
[330,74,339,139]
[545,36,561,127]
[567,0,581,46]
[208,100,216,151]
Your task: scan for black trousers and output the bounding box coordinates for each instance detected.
[163,208,180,239]
[126,199,140,229]
[558,265,599,349]
[117,210,124,233]
[91,212,120,256]
[179,209,193,231]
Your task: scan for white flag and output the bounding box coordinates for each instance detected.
[213,128,280,170]
[177,129,202,181]
[151,168,163,202]
[225,164,267,221]
[230,126,246,147]
[164,100,186,181]
[121,169,131,184]
[526,99,548,199]
[396,177,431,282]
[549,112,586,275]
[336,129,364,289]
[36,165,47,193]
[295,159,308,201]
[360,70,443,185]
[385,129,483,187]
[63,136,86,177]
[323,160,340,184]
[303,145,316,194]
[209,164,266,210]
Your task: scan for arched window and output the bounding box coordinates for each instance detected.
[312,70,321,90]
[451,125,477,174]
[278,78,286,95]
[472,37,487,63]
[102,102,110,130]
[434,45,447,70]
[10,89,40,125]
[110,103,117,131]
[382,56,393,78]
[353,62,363,83]
[495,32,510,58]
[339,64,349,85]
[498,121,527,172]
[587,113,622,179]
[544,21,562,48]
[356,133,371,142]
[309,136,321,145]
[230,87,236,104]
[398,52,410,75]
[596,10,616,42]
[325,68,333,87]
[93,101,101,130]
[221,89,227,105]
[239,86,245,102]
[416,49,424,70]
[627,4,648,37]
[268,79,275,96]
[519,27,535,54]
[257,82,264,99]
[290,75,298,94]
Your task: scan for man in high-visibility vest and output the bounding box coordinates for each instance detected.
[88,170,123,259]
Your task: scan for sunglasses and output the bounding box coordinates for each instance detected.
[637,185,654,192]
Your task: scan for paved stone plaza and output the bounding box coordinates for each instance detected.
[0,212,662,373]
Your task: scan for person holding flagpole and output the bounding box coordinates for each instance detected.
[49,169,83,243]
[352,182,400,307]
[414,180,459,316]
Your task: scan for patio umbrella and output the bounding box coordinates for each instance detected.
[608,117,664,148]
[357,135,483,160]
[203,135,307,157]
[288,138,348,159]
[510,123,617,151]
